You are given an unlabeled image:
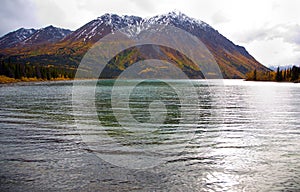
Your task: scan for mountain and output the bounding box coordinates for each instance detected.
[63,14,142,43]
[20,25,72,45]
[142,11,269,78]
[0,28,36,49]
[0,11,269,79]
[0,25,71,50]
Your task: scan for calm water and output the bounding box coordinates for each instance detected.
[0,79,299,191]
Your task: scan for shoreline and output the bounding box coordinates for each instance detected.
[1,75,299,85]
[245,79,300,83]
[0,75,74,85]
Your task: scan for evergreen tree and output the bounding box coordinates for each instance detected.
[41,68,47,79]
[291,66,300,81]
[275,67,283,81]
[46,69,51,80]
[35,66,41,79]
[14,63,21,79]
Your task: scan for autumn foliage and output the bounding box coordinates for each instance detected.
[246,66,300,83]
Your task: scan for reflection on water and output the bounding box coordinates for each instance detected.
[0,80,299,191]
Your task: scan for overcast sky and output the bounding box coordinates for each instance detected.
[1,0,300,67]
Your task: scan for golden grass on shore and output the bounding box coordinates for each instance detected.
[0,76,20,84]
[0,75,73,84]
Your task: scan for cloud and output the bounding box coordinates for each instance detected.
[211,11,230,25]
[129,0,157,13]
[237,23,300,47]
[246,37,300,66]
[34,0,68,28]
[282,24,300,46]
[0,0,39,36]
[226,21,300,66]
[238,30,269,43]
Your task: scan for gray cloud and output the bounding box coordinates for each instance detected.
[234,23,300,66]
[282,24,300,45]
[34,0,68,28]
[236,24,300,46]
[129,0,157,13]
[0,0,39,36]
[211,11,230,25]
[240,30,269,43]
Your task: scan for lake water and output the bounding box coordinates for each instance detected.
[0,79,299,191]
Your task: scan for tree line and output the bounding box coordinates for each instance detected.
[0,61,75,80]
[246,66,300,83]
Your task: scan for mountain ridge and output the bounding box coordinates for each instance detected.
[0,11,270,79]
[0,25,72,49]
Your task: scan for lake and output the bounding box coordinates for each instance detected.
[0,79,299,191]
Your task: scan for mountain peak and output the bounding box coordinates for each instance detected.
[97,13,117,21]
[0,28,36,49]
[96,13,142,28]
[166,10,188,18]
[66,13,142,42]
[19,25,72,45]
[43,25,56,30]
[145,11,211,31]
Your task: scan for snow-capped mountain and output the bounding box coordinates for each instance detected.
[0,26,71,49]
[0,28,36,49]
[64,11,212,43]
[63,14,142,43]
[146,10,211,30]
[0,11,269,78]
[20,25,72,45]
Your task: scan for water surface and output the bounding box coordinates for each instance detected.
[0,80,299,191]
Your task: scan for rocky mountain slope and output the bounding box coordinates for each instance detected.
[0,11,270,78]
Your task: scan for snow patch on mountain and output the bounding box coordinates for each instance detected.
[145,10,211,31]
[0,28,36,48]
[22,25,72,45]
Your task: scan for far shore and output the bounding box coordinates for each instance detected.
[0,75,74,84]
[245,79,300,83]
[1,75,299,85]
